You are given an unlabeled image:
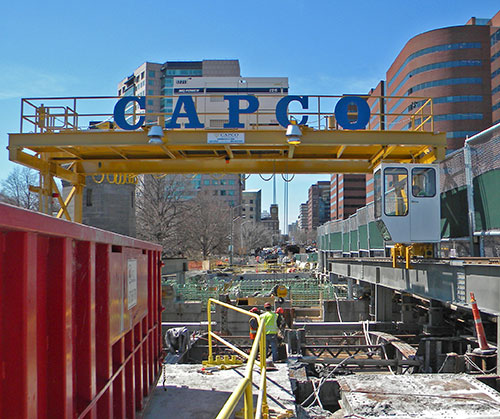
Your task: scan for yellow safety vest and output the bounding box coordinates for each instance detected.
[261,311,278,334]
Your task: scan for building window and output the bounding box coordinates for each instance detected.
[228,190,235,196]
[228,179,235,185]
[212,180,218,185]
[147,99,154,106]
[220,190,227,196]
[148,89,154,95]
[131,191,134,207]
[434,113,483,121]
[492,29,500,47]
[388,42,482,88]
[148,80,155,86]
[86,189,92,207]
[408,78,482,95]
[148,70,155,77]
[204,179,210,185]
[391,60,482,95]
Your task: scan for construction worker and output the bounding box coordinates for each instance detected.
[261,302,279,363]
[249,307,260,340]
[276,306,286,334]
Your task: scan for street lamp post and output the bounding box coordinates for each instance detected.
[229,203,244,266]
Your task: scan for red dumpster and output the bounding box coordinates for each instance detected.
[0,202,162,418]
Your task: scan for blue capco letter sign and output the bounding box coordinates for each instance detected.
[113,95,370,131]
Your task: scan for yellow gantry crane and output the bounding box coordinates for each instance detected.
[8,95,446,223]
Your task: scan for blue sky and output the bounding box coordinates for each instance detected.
[1,0,499,229]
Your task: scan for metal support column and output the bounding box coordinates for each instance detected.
[400,293,415,324]
[347,278,354,300]
[374,284,393,322]
[424,299,448,335]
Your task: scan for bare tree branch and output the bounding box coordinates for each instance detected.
[0,167,39,210]
[237,221,272,255]
[135,174,193,257]
[180,191,231,259]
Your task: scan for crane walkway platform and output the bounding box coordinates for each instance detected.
[143,364,295,418]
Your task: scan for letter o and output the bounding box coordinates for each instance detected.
[334,96,370,130]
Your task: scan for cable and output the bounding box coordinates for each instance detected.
[437,353,451,373]
[464,354,497,374]
[281,173,295,182]
[300,353,360,407]
[259,174,274,181]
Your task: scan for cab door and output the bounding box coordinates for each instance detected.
[410,167,440,242]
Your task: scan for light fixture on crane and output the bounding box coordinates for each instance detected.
[285,121,302,145]
[147,125,164,144]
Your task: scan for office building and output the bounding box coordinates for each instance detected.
[491,11,500,125]
[307,181,330,231]
[330,174,367,220]
[298,203,308,230]
[242,189,261,221]
[117,59,288,129]
[383,13,500,151]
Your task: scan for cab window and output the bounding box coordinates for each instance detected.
[374,170,382,218]
[412,168,436,197]
[384,167,408,216]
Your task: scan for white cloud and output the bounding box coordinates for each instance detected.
[0,66,77,100]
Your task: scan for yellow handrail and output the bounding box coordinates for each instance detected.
[207,298,269,419]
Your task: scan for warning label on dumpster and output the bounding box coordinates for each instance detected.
[127,259,137,310]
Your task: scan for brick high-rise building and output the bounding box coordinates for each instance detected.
[330,174,367,220]
[490,11,500,125]
[383,16,499,152]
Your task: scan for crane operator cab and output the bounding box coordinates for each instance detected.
[373,163,440,268]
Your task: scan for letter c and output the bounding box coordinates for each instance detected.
[113,96,146,130]
[275,96,309,128]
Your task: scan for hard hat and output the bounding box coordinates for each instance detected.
[264,302,271,308]
[250,307,259,313]
[276,307,284,314]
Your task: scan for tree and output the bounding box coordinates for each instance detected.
[135,174,192,257]
[180,191,231,259]
[290,227,317,246]
[0,166,39,210]
[238,221,272,255]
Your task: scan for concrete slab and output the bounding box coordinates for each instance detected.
[338,373,500,418]
[142,364,296,418]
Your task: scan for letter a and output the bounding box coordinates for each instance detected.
[165,96,204,129]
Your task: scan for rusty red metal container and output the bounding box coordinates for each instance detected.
[0,202,162,418]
